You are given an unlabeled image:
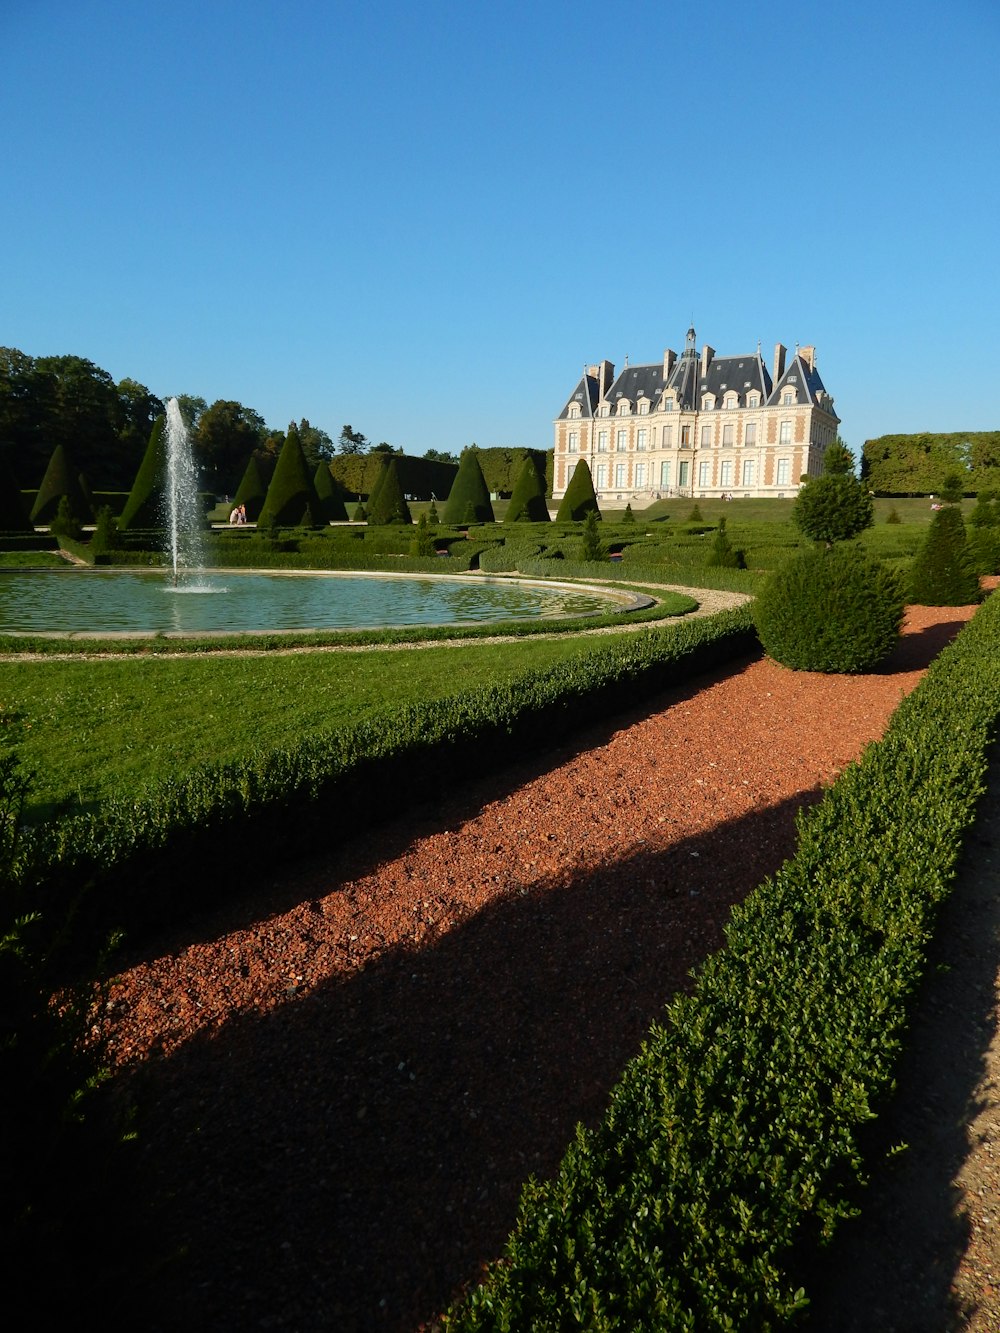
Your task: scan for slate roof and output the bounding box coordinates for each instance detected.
[765,352,834,412]
[556,372,600,421]
[606,362,668,405]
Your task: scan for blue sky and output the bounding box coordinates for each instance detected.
[3,0,999,459]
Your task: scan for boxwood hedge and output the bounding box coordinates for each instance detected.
[442,589,1000,1331]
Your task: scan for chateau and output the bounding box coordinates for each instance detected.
[552,327,840,502]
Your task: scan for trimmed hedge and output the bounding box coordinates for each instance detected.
[442,589,1000,1331]
[18,609,757,954]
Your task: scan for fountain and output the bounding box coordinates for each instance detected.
[163,397,205,585]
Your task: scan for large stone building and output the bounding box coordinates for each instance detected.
[552,327,840,503]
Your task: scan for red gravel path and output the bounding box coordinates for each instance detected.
[104,601,984,1331]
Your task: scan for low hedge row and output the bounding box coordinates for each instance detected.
[443,589,1000,1330]
[20,607,757,958]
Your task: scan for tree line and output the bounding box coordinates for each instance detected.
[861,431,1000,495]
[0,347,434,496]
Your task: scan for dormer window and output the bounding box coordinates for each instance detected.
[702,394,716,411]
[747,392,760,408]
[723,392,738,410]
[782,390,796,406]
[567,402,580,418]
[638,398,649,415]
[617,400,631,415]
[599,403,610,417]
[663,397,675,412]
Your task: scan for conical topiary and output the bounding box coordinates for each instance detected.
[909,505,981,605]
[443,449,494,525]
[705,516,744,568]
[367,458,412,525]
[119,416,168,530]
[313,463,349,523]
[555,460,600,522]
[365,455,390,510]
[257,426,322,528]
[579,509,605,561]
[30,444,94,525]
[504,456,549,523]
[233,454,271,522]
[0,453,33,532]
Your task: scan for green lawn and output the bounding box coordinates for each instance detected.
[3,632,628,821]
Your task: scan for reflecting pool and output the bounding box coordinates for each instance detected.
[0,569,639,636]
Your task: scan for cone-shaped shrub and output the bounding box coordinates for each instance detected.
[505,456,550,523]
[909,505,981,605]
[968,493,998,528]
[579,509,605,560]
[443,449,494,525]
[119,417,167,530]
[313,463,348,523]
[233,455,271,521]
[0,454,33,532]
[367,458,412,525]
[90,505,118,557]
[409,512,436,555]
[257,427,321,528]
[555,460,600,522]
[622,503,635,524]
[30,444,93,525]
[705,516,744,568]
[754,544,904,672]
[49,495,83,542]
[365,455,390,511]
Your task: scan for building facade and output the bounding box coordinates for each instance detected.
[552,327,840,503]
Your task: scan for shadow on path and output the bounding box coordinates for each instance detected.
[123,788,818,1332]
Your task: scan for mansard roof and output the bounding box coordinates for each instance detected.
[606,362,667,405]
[700,353,772,404]
[557,371,600,420]
[766,351,829,408]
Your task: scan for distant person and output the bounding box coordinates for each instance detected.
[229,505,240,525]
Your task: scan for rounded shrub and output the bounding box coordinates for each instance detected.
[792,473,874,544]
[753,544,904,673]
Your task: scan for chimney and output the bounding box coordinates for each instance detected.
[597,359,615,400]
[773,342,787,385]
[700,345,715,378]
[663,348,676,379]
[799,345,816,372]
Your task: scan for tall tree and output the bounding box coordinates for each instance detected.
[337,424,369,455]
[195,400,267,493]
[297,420,333,469]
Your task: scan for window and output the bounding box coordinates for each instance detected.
[618,400,630,415]
[745,421,757,446]
[635,462,646,487]
[616,429,627,452]
[777,457,790,485]
[599,403,610,417]
[701,424,712,447]
[678,459,690,487]
[615,462,626,488]
[720,459,733,486]
[664,398,674,412]
[597,430,608,452]
[567,403,580,418]
[596,463,607,488]
[698,461,710,486]
[742,458,755,486]
[747,393,760,408]
[723,392,738,410]
[722,423,734,446]
[660,460,671,487]
[782,390,796,406]
[636,427,647,451]
[663,425,673,447]
[638,399,649,415]
[681,425,691,446]
[779,419,792,444]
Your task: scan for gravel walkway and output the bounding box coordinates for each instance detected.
[101,597,998,1331]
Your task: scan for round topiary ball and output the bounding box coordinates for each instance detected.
[753,544,905,673]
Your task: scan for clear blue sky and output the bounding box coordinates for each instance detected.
[3,0,999,459]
